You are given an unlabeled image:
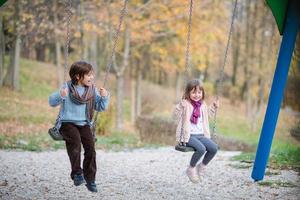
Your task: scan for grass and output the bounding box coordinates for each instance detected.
[0,130,144,152]
[258,180,297,188]
[19,59,56,99]
[228,163,252,169]
[96,130,140,151]
[269,144,300,170]
[265,170,281,176]
[231,144,300,171]
[0,134,65,151]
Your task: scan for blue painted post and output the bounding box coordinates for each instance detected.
[251,2,300,181]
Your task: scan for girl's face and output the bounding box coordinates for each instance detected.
[189,86,203,102]
[77,71,94,87]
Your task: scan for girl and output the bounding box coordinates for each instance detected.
[173,79,219,183]
[49,61,110,192]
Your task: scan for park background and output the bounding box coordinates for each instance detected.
[0,0,299,173]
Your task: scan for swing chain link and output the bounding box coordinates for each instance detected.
[64,0,72,83]
[184,0,193,86]
[211,0,238,139]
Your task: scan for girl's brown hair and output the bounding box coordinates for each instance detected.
[69,61,93,85]
[183,79,205,101]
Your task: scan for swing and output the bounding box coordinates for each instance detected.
[175,0,238,152]
[49,0,128,141]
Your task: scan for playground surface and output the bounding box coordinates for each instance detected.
[0,147,299,200]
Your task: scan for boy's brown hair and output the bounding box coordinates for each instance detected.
[69,61,93,85]
[183,79,205,101]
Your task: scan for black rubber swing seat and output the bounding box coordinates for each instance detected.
[175,144,195,152]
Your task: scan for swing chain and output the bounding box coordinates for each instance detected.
[184,0,194,86]
[64,0,72,83]
[212,0,238,138]
[178,0,194,146]
[103,0,128,89]
[93,0,128,125]
[48,0,72,141]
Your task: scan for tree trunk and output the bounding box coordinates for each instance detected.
[53,0,62,86]
[48,44,55,64]
[203,47,210,83]
[175,71,181,101]
[130,58,142,124]
[136,65,142,116]
[97,36,106,78]
[251,78,265,131]
[0,13,4,87]
[130,68,136,124]
[83,42,89,61]
[90,32,98,78]
[35,43,46,62]
[242,0,251,117]
[231,0,244,88]
[13,34,20,90]
[116,74,124,129]
[3,1,20,90]
[231,29,240,86]
[240,1,250,100]
[246,0,259,120]
[112,23,131,130]
[250,22,265,129]
[77,0,85,59]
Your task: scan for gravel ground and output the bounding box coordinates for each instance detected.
[0,147,299,200]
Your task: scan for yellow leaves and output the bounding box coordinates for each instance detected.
[83,22,97,32]
[73,31,81,38]
[193,53,207,71]
[21,13,34,21]
[82,22,105,36]
[78,0,229,75]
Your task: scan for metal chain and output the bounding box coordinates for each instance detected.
[53,0,72,140]
[183,0,193,86]
[94,0,128,124]
[103,0,128,89]
[179,0,193,145]
[179,105,187,145]
[64,0,72,83]
[212,0,238,138]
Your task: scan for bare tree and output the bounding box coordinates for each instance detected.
[53,0,63,86]
[0,12,4,87]
[112,23,131,129]
[3,0,20,90]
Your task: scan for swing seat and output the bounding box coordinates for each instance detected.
[175,143,195,152]
[48,127,64,141]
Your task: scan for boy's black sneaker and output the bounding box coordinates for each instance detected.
[73,174,85,186]
[85,182,98,193]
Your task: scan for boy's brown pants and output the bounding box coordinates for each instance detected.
[60,122,96,183]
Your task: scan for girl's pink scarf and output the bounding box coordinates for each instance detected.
[190,100,201,124]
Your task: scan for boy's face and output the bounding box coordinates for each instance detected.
[77,71,94,87]
[189,86,203,102]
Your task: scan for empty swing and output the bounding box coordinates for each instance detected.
[48,0,128,141]
[175,0,238,152]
